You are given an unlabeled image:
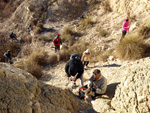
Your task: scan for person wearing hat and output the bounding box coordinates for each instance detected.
[65,53,84,88]
[4,50,13,64]
[81,49,91,68]
[85,69,107,100]
[53,34,62,53]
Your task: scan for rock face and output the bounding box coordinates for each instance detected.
[0,63,90,113]
[111,58,150,113]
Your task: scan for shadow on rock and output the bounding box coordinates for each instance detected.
[103,63,121,67]
[40,74,53,81]
[104,82,120,99]
[44,28,56,33]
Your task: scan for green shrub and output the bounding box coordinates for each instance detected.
[115,34,150,60]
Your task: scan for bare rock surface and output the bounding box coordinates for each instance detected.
[0,63,91,113]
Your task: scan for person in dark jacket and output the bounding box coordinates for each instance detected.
[4,50,13,64]
[10,32,18,41]
[65,53,84,88]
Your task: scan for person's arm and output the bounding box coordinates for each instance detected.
[81,53,85,62]
[89,53,91,61]
[59,38,62,45]
[76,61,84,79]
[4,53,6,57]
[65,62,70,77]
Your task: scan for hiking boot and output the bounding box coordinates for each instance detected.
[71,82,76,89]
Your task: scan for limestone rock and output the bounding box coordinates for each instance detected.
[111,58,150,113]
[0,63,90,113]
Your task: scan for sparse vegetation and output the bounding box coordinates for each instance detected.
[98,29,108,37]
[15,50,58,79]
[79,18,93,30]
[38,36,52,42]
[139,20,150,39]
[62,26,76,46]
[115,34,150,60]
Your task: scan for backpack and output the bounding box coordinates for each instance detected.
[54,38,59,44]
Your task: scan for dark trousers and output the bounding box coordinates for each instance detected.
[55,46,60,52]
[120,30,127,42]
[83,61,89,66]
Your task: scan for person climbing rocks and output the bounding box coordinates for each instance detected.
[81,49,91,68]
[4,50,13,64]
[79,69,107,101]
[53,34,62,53]
[120,17,130,41]
[65,53,84,88]
[27,24,32,33]
[10,32,18,41]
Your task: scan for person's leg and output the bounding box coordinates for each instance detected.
[86,61,89,67]
[120,30,126,42]
[55,46,57,53]
[80,74,84,87]
[83,61,86,67]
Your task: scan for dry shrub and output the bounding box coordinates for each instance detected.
[15,50,58,79]
[79,18,93,30]
[115,34,150,60]
[98,29,108,37]
[139,20,150,39]
[90,50,112,63]
[48,53,58,65]
[24,60,43,79]
[34,27,43,34]
[62,26,75,45]
[39,36,52,42]
[59,42,89,61]
[21,44,32,57]
[27,50,49,66]
[59,50,71,61]
[37,23,44,30]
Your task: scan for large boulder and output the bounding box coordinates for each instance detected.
[0,63,90,113]
[111,58,150,113]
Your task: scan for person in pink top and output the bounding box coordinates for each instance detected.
[120,18,130,41]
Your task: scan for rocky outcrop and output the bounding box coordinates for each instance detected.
[111,58,150,113]
[0,63,90,113]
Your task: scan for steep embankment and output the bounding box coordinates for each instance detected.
[42,56,150,113]
[0,63,91,113]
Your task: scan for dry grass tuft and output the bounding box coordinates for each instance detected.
[79,18,93,30]
[15,50,58,79]
[98,29,108,37]
[139,20,150,39]
[62,26,76,46]
[115,34,150,60]
[59,42,89,61]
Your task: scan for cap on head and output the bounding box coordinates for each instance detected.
[93,69,101,75]
[7,50,10,53]
[85,49,90,53]
[57,34,60,36]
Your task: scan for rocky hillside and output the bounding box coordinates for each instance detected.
[0,0,150,113]
[0,63,91,113]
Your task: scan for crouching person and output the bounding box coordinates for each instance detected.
[79,69,107,101]
[65,53,84,88]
